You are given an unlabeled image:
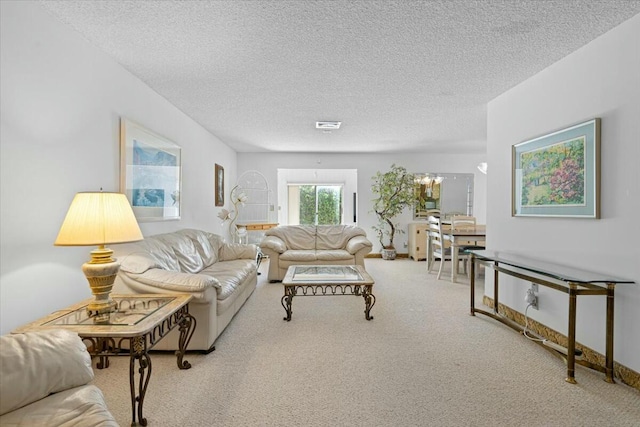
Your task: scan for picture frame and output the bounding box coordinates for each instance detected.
[215,164,224,206]
[512,118,600,218]
[120,118,181,221]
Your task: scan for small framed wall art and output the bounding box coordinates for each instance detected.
[120,118,181,221]
[512,118,600,218]
[215,164,224,206]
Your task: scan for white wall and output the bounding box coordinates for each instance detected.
[0,1,237,334]
[238,152,487,251]
[487,14,640,372]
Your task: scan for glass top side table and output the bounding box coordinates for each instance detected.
[43,295,175,327]
[13,294,196,427]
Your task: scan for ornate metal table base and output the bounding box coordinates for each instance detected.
[83,306,196,426]
[281,283,376,321]
[12,294,197,427]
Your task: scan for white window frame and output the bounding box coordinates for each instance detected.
[277,169,358,226]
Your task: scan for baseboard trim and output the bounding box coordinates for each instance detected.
[482,296,639,391]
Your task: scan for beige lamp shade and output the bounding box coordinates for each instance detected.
[55,192,143,246]
[54,192,142,318]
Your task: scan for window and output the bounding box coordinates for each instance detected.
[277,169,357,225]
[288,185,343,225]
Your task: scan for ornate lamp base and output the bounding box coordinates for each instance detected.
[82,246,120,321]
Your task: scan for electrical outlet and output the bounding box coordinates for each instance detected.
[525,286,538,310]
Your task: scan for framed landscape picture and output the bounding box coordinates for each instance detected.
[215,164,224,206]
[512,118,600,218]
[120,118,181,221]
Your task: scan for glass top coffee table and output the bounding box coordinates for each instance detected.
[281,265,375,321]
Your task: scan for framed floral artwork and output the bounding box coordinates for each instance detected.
[512,118,600,218]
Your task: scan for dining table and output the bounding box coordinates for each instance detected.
[426,223,486,283]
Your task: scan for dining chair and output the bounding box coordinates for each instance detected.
[444,211,465,220]
[427,215,468,280]
[451,215,485,275]
[415,209,440,220]
[451,215,476,229]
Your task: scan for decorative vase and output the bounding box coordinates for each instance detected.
[381,248,397,260]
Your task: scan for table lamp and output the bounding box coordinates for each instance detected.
[54,191,143,316]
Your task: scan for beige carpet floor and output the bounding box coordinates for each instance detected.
[93,258,640,426]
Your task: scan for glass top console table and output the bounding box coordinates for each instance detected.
[13,294,196,426]
[468,250,635,385]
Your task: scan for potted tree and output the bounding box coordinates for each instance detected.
[371,164,416,260]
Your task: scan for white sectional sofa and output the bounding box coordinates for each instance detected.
[113,228,259,353]
[0,329,118,426]
[259,225,373,282]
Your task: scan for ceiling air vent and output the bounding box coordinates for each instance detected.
[316,121,342,130]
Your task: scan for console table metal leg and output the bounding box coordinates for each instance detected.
[129,337,151,426]
[176,312,196,370]
[282,287,294,321]
[362,285,376,320]
[605,283,616,383]
[493,262,499,315]
[470,255,476,316]
[566,284,578,384]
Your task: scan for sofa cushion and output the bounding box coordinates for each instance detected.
[154,232,205,274]
[118,252,161,274]
[280,250,318,262]
[202,259,256,300]
[265,225,316,250]
[315,249,353,261]
[316,225,366,250]
[0,330,94,415]
[0,385,118,427]
[141,237,181,272]
[178,229,222,267]
[124,269,220,293]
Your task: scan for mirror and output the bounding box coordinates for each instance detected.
[413,173,474,220]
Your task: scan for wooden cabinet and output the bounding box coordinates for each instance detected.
[237,223,278,231]
[408,222,430,261]
[236,222,278,245]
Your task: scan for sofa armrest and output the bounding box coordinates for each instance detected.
[0,330,94,416]
[122,269,221,293]
[220,243,258,261]
[345,235,373,254]
[259,236,287,254]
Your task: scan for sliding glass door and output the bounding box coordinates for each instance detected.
[288,185,343,225]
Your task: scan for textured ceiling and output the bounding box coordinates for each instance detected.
[40,0,640,153]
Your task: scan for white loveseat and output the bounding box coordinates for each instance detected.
[113,228,258,353]
[0,329,117,426]
[259,225,373,282]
